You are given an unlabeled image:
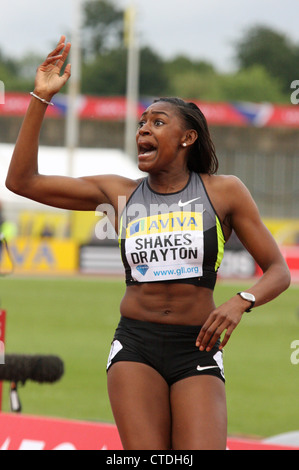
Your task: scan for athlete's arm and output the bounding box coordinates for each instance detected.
[229,176,290,302]
[6,36,135,213]
[196,175,290,351]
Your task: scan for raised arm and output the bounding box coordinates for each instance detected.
[6,36,136,213]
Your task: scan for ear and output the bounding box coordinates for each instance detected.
[181,129,198,148]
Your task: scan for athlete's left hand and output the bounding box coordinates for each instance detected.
[195,296,245,351]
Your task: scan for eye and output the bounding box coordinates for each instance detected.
[137,120,145,129]
[154,119,164,126]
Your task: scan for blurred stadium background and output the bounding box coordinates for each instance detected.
[0,0,299,450]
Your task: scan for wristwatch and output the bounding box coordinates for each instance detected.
[237,292,256,312]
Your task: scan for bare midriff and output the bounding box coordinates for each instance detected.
[120,282,215,325]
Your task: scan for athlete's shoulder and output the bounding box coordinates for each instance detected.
[99,174,144,187]
[200,173,255,218]
[200,173,246,194]
[93,174,144,196]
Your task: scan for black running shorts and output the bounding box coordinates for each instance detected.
[107,317,225,385]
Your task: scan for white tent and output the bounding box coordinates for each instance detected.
[0,143,142,219]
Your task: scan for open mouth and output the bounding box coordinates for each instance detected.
[138,142,157,157]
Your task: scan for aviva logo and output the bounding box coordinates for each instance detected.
[127,212,203,238]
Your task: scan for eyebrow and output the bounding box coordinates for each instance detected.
[140,110,170,119]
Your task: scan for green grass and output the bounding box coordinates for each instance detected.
[0,276,298,439]
[0,276,124,424]
[215,281,299,438]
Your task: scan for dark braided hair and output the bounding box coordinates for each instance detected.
[153,97,219,175]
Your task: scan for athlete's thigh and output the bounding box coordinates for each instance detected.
[170,375,227,450]
[107,361,172,450]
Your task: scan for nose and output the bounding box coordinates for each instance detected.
[138,122,151,136]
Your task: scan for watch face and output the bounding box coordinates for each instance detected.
[240,292,255,302]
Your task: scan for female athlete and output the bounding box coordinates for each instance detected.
[6,37,290,450]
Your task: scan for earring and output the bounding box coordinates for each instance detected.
[182,143,187,147]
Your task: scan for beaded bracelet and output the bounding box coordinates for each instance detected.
[30,92,54,107]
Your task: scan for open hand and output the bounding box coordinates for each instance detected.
[34,36,71,100]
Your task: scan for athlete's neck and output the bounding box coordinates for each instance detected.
[147,170,190,194]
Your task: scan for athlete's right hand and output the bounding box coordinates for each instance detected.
[33,35,71,101]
